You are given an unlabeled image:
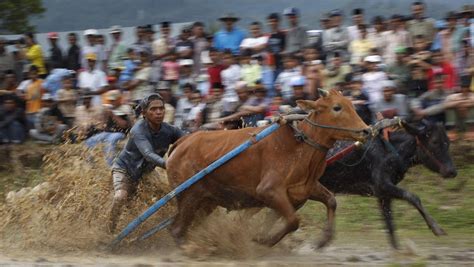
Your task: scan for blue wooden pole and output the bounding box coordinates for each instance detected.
[110,123,281,248]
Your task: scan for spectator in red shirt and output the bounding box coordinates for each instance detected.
[427,50,457,91]
[207,48,225,93]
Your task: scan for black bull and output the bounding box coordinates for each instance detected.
[319,120,457,248]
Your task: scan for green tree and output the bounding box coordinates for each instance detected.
[0,0,45,34]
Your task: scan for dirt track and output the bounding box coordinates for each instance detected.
[1,230,473,266]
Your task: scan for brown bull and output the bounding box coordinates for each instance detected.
[166,89,369,248]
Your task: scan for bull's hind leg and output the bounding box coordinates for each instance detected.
[378,197,399,249]
[309,182,337,249]
[255,181,299,247]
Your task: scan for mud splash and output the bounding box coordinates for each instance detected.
[0,144,175,253]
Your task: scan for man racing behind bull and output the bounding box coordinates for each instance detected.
[108,94,184,233]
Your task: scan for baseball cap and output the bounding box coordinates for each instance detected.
[109,25,122,34]
[290,76,306,87]
[41,93,53,101]
[395,46,407,54]
[364,55,382,63]
[156,81,170,91]
[105,90,121,101]
[47,32,59,39]
[85,53,97,61]
[283,7,299,16]
[330,9,343,17]
[179,59,194,66]
[382,80,397,89]
[84,29,98,36]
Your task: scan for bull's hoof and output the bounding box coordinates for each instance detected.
[315,230,333,249]
[252,236,276,247]
[432,225,447,236]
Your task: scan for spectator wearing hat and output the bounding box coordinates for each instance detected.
[108,25,127,71]
[283,7,308,55]
[124,51,152,104]
[323,9,349,60]
[220,49,241,101]
[240,49,262,87]
[456,5,473,47]
[284,76,309,107]
[407,1,436,44]
[266,13,286,74]
[22,33,47,78]
[348,24,375,65]
[47,32,63,70]
[382,15,412,65]
[82,29,106,72]
[190,22,210,75]
[85,89,133,165]
[362,55,389,103]
[152,22,175,60]
[347,8,366,41]
[29,93,68,144]
[386,47,411,94]
[65,33,81,72]
[322,52,352,91]
[0,94,26,144]
[213,13,246,55]
[175,26,194,59]
[240,21,269,56]
[56,75,77,127]
[178,59,195,90]
[78,53,109,107]
[372,80,409,119]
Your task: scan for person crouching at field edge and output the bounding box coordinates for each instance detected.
[107,94,185,233]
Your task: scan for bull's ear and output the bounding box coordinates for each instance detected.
[296,100,316,111]
[318,88,329,98]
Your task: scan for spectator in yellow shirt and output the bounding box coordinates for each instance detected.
[24,32,47,77]
[348,24,375,65]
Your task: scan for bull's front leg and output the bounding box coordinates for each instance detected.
[375,182,446,237]
[309,182,337,249]
[255,179,299,247]
[378,197,399,249]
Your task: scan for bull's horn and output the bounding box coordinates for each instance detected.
[318,88,329,98]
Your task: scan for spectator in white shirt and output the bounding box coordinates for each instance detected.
[368,16,387,57]
[81,29,107,72]
[78,53,109,107]
[362,55,389,104]
[275,54,302,100]
[220,49,241,101]
[347,8,365,41]
[383,15,412,65]
[240,21,269,56]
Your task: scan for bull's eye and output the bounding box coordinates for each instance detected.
[333,105,342,112]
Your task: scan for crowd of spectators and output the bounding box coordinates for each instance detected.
[0,2,473,161]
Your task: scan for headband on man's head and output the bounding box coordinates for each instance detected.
[136,93,164,114]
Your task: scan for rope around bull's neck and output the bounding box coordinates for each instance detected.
[303,117,366,133]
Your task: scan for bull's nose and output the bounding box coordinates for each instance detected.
[445,169,457,179]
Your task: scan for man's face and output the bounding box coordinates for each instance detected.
[63,79,73,89]
[304,48,318,61]
[374,22,384,32]
[383,88,395,101]
[287,15,298,26]
[267,18,279,30]
[209,51,220,63]
[412,4,424,19]
[447,18,457,28]
[193,25,204,37]
[29,69,38,80]
[68,35,77,45]
[351,81,363,91]
[181,30,190,40]
[391,18,402,29]
[331,15,342,27]
[432,53,442,64]
[4,100,16,112]
[136,28,145,39]
[183,88,193,99]
[212,88,224,99]
[353,14,364,25]
[112,32,121,41]
[332,57,342,67]
[250,24,261,38]
[87,35,95,45]
[144,100,165,125]
[4,74,16,85]
[222,53,234,66]
[191,93,201,105]
[87,59,96,70]
[223,19,235,30]
[49,38,57,46]
[293,86,304,97]
[237,88,249,101]
[414,38,426,51]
